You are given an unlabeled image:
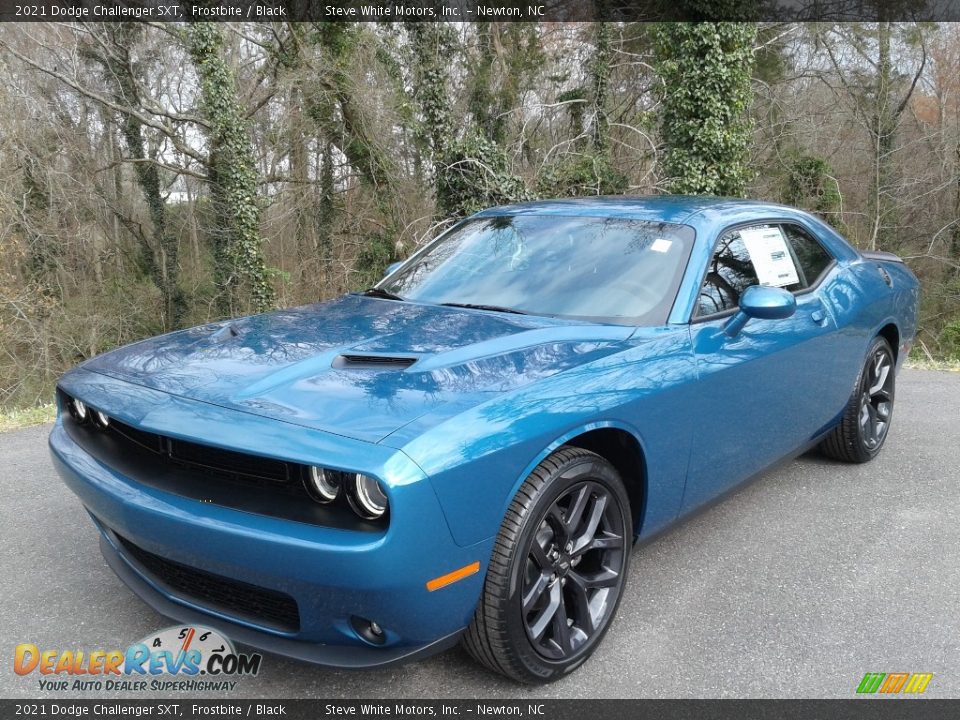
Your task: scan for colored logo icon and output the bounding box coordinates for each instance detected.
[856,672,933,694]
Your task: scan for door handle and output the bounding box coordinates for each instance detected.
[809,299,828,326]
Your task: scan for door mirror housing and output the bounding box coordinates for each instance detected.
[384,261,403,278]
[724,286,797,337]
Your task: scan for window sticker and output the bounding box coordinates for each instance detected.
[650,238,673,253]
[739,225,799,287]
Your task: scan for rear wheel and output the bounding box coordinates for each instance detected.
[820,336,896,463]
[462,447,631,683]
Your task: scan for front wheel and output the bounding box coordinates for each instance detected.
[462,447,632,684]
[820,336,896,463]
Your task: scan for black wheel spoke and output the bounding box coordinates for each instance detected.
[572,493,607,553]
[529,536,552,571]
[569,567,619,590]
[869,355,891,396]
[549,593,573,654]
[523,570,552,614]
[546,505,569,544]
[565,573,596,635]
[527,582,562,641]
[563,485,590,536]
[574,531,622,556]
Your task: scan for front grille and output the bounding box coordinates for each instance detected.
[115,532,300,633]
[58,388,386,531]
[110,417,296,488]
[110,420,163,454]
[167,434,291,485]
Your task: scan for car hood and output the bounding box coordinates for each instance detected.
[82,295,634,443]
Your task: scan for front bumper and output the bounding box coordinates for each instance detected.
[49,371,489,668]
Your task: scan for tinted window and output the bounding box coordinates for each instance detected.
[696,223,835,317]
[381,215,696,325]
[783,224,833,288]
[696,232,759,316]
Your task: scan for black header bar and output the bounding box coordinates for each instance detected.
[2,0,960,22]
[0,699,956,720]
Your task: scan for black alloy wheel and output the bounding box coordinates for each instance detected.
[820,335,896,463]
[859,345,895,451]
[521,480,626,660]
[463,447,632,683]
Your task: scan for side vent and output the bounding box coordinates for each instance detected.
[333,354,418,370]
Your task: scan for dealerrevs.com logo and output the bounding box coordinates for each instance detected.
[14,625,262,692]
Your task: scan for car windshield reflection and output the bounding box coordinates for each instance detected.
[379,215,696,326]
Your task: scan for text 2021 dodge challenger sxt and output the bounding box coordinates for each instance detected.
[50,197,918,683]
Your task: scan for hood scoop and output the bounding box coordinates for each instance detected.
[210,323,241,342]
[333,354,418,370]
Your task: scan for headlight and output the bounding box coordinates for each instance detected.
[348,473,389,520]
[71,398,88,422]
[306,466,341,503]
[94,410,110,428]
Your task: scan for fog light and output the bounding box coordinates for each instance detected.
[306,467,341,503]
[351,616,386,646]
[72,399,88,422]
[348,474,388,520]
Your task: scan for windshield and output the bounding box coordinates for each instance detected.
[378,215,695,325]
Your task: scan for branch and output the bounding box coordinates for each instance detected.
[1,39,205,165]
[95,157,207,181]
[894,32,927,121]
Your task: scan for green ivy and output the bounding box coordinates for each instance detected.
[536,154,627,198]
[782,153,843,230]
[940,320,960,360]
[186,23,274,315]
[436,132,534,219]
[654,22,757,197]
[408,24,532,220]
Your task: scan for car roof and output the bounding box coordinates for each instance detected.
[473,195,805,226]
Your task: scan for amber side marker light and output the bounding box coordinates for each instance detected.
[426,561,481,592]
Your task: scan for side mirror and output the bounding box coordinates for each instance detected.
[724,286,796,337]
[384,261,403,278]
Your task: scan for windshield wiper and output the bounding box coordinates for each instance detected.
[440,302,528,315]
[360,287,405,301]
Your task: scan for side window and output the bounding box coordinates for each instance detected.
[782,224,833,288]
[696,230,759,316]
[696,222,835,318]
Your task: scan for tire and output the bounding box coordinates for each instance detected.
[462,446,632,684]
[820,336,896,463]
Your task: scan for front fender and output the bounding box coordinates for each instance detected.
[384,326,698,547]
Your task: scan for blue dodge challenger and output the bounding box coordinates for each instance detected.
[50,197,919,683]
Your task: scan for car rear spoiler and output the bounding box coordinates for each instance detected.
[861,250,904,264]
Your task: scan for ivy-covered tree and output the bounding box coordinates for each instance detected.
[185,23,274,315]
[782,153,843,229]
[654,22,757,197]
[537,19,628,197]
[407,23,532,219]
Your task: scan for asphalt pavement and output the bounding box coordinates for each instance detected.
[1,369,957,699]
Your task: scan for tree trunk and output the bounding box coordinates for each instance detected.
[186,23,274,316]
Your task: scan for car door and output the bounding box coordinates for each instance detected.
[681,220,846,512]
